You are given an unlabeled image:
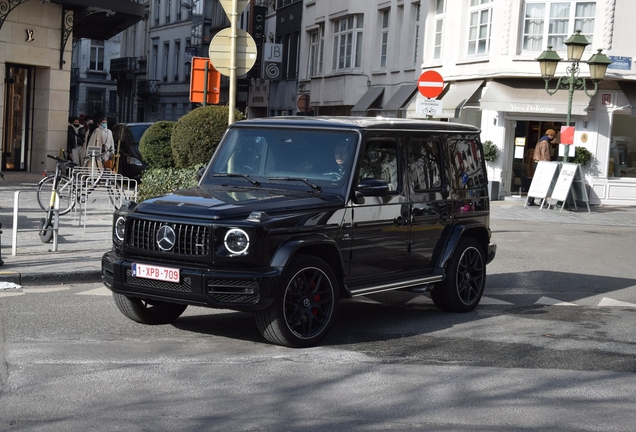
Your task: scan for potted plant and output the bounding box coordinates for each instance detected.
[573,146,592,166]
[482,140,499,200]
[482,140,498,163]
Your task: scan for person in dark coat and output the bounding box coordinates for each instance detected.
[67,116,85,162]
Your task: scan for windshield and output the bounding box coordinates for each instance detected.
[204,128,358,191]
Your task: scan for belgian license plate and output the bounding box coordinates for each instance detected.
[132,263,180,283]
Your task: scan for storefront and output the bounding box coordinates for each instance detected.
[0,0,143,174]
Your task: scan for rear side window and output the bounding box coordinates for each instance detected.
[407,140,443,191]
[448,138,487,189]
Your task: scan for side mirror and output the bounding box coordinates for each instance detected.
[196,166,206,182]
[355,178,389,197]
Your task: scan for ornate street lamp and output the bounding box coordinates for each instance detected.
[536,30,612,162]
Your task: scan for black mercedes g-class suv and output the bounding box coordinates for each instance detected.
[102,117,496,347]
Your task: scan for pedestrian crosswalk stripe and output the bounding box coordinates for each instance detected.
[23,287,70,294]
[597,297,636,307]
[405,296,434,305]
[535,296,578,306]
[480,296,514,305]
[0,290,24,297]
[77,287,112,296]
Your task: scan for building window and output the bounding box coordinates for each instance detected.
[152,44,159,80]
[522,1,596,52]
[379,9,390,69]
[332,14,364,71]
[413,2,421,64]
[155,0,161,25]
[166,0,171,23]
[174,40,181,81]
[308,24,324,76]
[163,42,169,82]
[109,90,117,114]
[467,0,492,55]
[185,38,192,79]
[89,40,105,71]
[433,0,444,60]
[87,89,104,114]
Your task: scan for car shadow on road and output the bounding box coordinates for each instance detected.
[170,271,636,348]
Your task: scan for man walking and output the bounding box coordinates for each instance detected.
[527,128,555,206]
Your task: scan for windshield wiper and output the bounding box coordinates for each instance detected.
[213,173,260,187]
[268,177,322,192]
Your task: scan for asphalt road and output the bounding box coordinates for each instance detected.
[1,217,636,431]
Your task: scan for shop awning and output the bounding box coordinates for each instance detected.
[439,80,484,118]
[350,87,384,116]
[617,80,636,117]
[381,85,417,118]
[52,0,145,40]
[480,80,592,115]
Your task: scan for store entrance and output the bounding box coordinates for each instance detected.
[2,64,33,171]
[510,120,562,195]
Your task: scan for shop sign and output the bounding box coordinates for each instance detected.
[508,103,556,113]
[608,56,632,70]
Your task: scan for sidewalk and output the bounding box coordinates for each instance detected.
[0,171,113,285]
[2,171,636,286]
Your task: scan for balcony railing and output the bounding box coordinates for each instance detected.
[110,57,138,74]
[137,79,160,95]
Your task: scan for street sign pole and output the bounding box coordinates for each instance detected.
[229,0,238,124]
[203,61,209,107]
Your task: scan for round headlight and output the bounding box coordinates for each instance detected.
[114,216,126,243]
[224,228,250,255]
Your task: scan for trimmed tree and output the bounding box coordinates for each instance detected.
[171,105,244,168]
[139,121,176,168]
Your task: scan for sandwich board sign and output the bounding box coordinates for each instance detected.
[548,162,590,213]
[525,161,560,209]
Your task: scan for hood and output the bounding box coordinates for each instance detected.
[133,185,344,219]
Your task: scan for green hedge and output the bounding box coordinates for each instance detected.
[137,164,205,202]
[171,105,244,168]
[139,121,176,168]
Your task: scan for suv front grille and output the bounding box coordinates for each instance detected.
[127,219,210,256]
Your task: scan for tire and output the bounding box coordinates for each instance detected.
[38,218,53,243]
[256,255,339,348]
[36,175,75,215]
[113,293,188,325]
[431,237,486,312]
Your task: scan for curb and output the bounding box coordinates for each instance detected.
[0,269,102,286]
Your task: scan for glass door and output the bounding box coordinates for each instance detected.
[3,64,33,171]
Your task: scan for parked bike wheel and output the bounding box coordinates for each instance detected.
[38,218,53,243]
[36,175,75,215]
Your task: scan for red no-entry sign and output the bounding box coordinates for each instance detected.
[418,70,444,99]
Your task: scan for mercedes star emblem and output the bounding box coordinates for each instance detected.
[156,225,176,251]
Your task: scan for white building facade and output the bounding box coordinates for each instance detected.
[417,0,636,205]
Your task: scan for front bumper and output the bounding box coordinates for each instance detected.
[102,251,281,311]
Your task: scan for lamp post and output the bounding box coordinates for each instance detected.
[536,30,612,162]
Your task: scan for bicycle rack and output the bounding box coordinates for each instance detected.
[73,168,137,229]
[11,190,60,256]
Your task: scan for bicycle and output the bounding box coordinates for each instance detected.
[37,154,78,243]
[36,149,124,215]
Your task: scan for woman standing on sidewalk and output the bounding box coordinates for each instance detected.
[86,118,115,167]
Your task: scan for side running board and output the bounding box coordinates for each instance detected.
[349,275,443,297]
